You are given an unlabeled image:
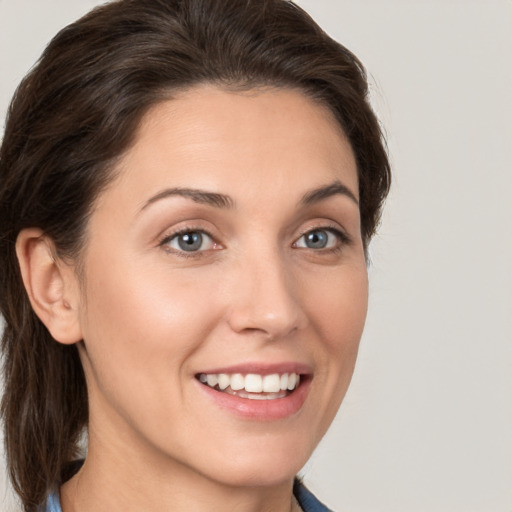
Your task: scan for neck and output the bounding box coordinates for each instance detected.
[61,434,299,512]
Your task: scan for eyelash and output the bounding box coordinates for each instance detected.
[293,225,351,254]
[158,224,351,258]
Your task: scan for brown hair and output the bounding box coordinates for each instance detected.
[0,0,390,509]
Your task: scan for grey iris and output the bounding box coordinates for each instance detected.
[305,230,328,249]
[178,232,203,251]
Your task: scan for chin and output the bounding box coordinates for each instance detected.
[204,459,304,490]
[191,432,315,489]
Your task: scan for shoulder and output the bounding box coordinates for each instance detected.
[294,479,335,512]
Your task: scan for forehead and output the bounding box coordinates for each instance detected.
[98,85,358,213]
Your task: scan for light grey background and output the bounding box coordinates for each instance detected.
[1,1,511,511]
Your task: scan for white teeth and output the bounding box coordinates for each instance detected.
[198,372,302,395]
[287,373,297,391]
[245,374,263,392]
[263,374,281,393]
[217,373,230,390]
[230,373,245,391]
[206,374,218,388]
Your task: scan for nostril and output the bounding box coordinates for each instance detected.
[227,304,305,340]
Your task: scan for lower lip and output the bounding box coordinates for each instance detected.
[197,378,311,421]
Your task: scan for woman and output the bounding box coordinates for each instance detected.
[0,0,390,511]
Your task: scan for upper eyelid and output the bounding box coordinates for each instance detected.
[158,224,217,245]
[294,224,350,243]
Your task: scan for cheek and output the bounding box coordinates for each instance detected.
[77,254,222,389]
[306,263,368,353]
[302,263,368,414]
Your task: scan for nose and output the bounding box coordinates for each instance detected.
[226,248,307,340]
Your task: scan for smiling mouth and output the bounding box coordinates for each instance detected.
[196,372,302,400]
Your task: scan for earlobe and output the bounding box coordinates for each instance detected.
[15,228,83,345]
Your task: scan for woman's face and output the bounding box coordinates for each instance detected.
[73,85,368,487]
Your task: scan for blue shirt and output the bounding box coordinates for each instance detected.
[43,478,333,511]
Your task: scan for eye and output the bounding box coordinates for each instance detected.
[162,230,216,253]
[294,228,344,250]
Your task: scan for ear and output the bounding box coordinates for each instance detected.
[15,228,83,345]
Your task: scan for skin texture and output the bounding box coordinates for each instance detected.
[17,86,368,512]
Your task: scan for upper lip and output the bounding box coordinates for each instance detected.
[196,362,312,376]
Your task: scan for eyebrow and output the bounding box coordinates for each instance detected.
[140,187,235,211]
[299,180,359,206]
[140,179,357,213]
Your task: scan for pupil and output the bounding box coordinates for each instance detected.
[178,232,202,251]
[306,230,327,249]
